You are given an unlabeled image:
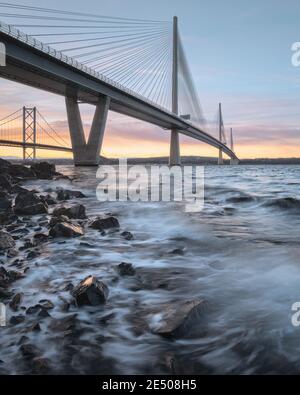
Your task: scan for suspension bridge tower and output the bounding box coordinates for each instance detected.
[22,106,37,161]
[169,16,181,166]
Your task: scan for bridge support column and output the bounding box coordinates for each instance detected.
[218,149,223,165]
[169,129,181,166]
[65,96,110,166]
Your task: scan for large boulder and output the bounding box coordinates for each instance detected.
[49,222,84,238]
[0,191,12,212]
[8,164,36,179]
[0,174,14,192]
[14,191,48,215]
[151,299,207,338]
[71,275,109,306]
[30,162,57,180]
[0,231,15,250]
[56,189,86,201]
[0,158,12,172]
[89,216,119,231]
[52,204,86,220]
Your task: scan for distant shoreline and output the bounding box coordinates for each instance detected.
[4,156,300,166]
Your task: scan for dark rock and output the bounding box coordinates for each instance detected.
[170,248,185,256]
[0,158,12,172]
[26,305,41,315]
[152,299,207,338]
[49,222,84,238]
[52,204,86,220]
[7,248,19,258]
[117,262,136,276]
[38,308,51,318]
[27,250,40,260]
[0,212,17,225]
[18,335,29,345]
[20,344,40,359]
[28,322,41,332]
[32,357,50,373]
[0,173,14,192]
[89,216,119,231]
[72,275,109,306]
[14,191,48,216]
[9,293,23,311]
[30,162,57,180]
[38,299,54,310]
[121,231,133,241]
[0,231,15,250]
[0,288,12,299]
[9,164,36,179]
[56,189,86,201]
[40,194,57,206]
[11,185,29,194]
[10,315,25,326]
[33,233,49,243]
[0,191,12,212]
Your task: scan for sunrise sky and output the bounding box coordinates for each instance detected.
[1,0,300,159]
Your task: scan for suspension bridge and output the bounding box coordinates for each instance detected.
[0,3,239,165]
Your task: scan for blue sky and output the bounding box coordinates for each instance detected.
[0,0,300,158]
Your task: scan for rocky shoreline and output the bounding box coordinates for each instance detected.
[0,158,208,375]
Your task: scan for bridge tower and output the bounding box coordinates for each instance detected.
[230,128,238,165]
[218,103,224,165]
[23,107,37,161]
[169,16,181,166]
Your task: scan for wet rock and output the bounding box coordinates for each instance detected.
[49,222,84,238]
[9,292,23,311]
[72,275,109,306]
[28,322,41,332]
[9,164,36,179]
[121,231,133,241]
[0,212,17,225]
[40,194,57,206]
[18,335,29,345]
[0,231,16,250]
[11,185,29,194]
[0,173,14,192]
[117,262,136,276]
[32,357,50,374]
[52,204,86,220]
[56,189,86,201]
[26,250,40,260]
[0,158,12,172]
[49,313,77,335]
[14,191,48,215]
[20,344,40,359]
[0,288,12,299]
[7,248,19,258]
[169,248,185,256]
[0,191,12,211]
[26,305,41,315]
[38,299,54,310]
[38,308,51,318]
[10,315,25,326]
[33,233,49,243]
[89,216,119,231]
[30,162,57,180]
[151,299,207,338]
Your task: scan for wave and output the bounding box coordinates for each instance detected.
[264,197,300,211]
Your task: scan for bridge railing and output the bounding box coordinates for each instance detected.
[0,21,179,120]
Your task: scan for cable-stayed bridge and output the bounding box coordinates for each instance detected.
[0,3,239,165]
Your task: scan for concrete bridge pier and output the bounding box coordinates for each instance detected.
[169,129,181,166]
[65,96,110,166]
